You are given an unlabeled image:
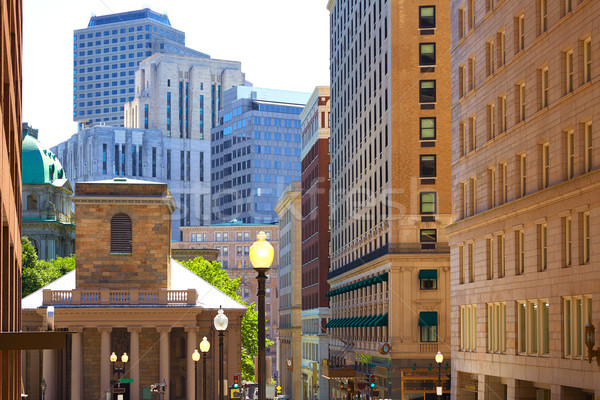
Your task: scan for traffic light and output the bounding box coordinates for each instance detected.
[369,374,376,388]
[233,374,240,389]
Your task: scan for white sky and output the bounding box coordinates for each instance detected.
[23,0,331,149]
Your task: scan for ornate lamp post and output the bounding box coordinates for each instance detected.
[249,231,274,400]
[110,352,129,388]
[435,351,444,400]
[40,378,47,400]
[192,349,200,400]
[585,322,600,365]
[200,336,211,400]
[214,307,229,400]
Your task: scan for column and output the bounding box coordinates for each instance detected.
[42,349,55,400]
[506,378,517,400]
[99,327,112,398]
[185,326,199,400]
[158,327,171,400]
[70,328,83,400]
[128,327,142,400]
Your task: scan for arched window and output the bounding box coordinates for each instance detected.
[26,194,38,210]
[110,213,132,253]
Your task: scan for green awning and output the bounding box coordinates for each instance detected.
[366,314,382,327]
[418,269,438,280]
[333,318,343,327]
[418,311,438,326]
[374,313,388,327]
[337,318,347,328]
[325,319,333,328]
[348,316,359,327]
[355,315,369,327]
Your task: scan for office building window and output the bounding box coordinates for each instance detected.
[419,269,438,290]
[488,167,496,208]
[144,104,148,129]
[486,40,495,76]
[539,0,548,34]
[564,216,572,267]
[584,38,592,83]
[519,154,527,197]
[419,155,436,178]
[566,50,574,94]
[419,312,438,342]
[518,83,526,122]
[487,103,495,140]
[541,67,549,108]
[497,234,505,278]
[518,299,549,355]
[459,304,477,351]
[420,192,437,214]
[497,31,506,67]
[420,117,436,140]
[486,238,494,279]
[110,213,133,254]
[516,229,525,274]
[468,242,475,282]
[487,302,506,353]
[468,56,475,91]
[468,115,476,151]
[420,229,437,250]
[583,212,590,264]
[516,15,525,52]
[469,176,477,216]
[564,295,592,358]
[567,131,575,179]
[419,43,436,66]
[542,143,550,189]
[498,95,506,134]
[102,143,107,174]
[539,223,548,271]
[585,122,593,173]
[419,80,436,103]
[419,6,435,29]
[166,150,171,179]
[459,121,467,156]
[467,0,475,29]
[459,245,465,284]
[152,147,157,178]
[500,162,508,204]
[459,64,466,98]
[458,7,465,40]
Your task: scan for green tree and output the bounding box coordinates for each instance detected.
[182,257,274,381]
[21,236,75,297]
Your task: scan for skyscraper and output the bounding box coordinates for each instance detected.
[299,86,330,400]
[210,86,310,224]
[448,0,600,398]
[326,0,452,397]
[73,8,207,127]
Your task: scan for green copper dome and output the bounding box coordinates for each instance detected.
[22,135,65,185]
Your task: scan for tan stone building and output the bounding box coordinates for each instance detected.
[21,179,245,400]
[174,220,279,375]
[1,0,23,397]
[448,0,600,398]
[274,181,303,400]
[326,0,452,398]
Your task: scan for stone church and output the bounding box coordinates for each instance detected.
[21,178,246,400]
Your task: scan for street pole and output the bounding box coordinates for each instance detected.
[437,360,442,400]
[202,352,207,400]
[219,330,224,400]
[195,360,198,400]
[256,269,267,400]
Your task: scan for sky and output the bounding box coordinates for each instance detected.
[23,0,331,149]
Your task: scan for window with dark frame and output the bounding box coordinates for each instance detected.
[420,80,436,103]
[420,155,437,177]
[419,269,438,290]
[420,192,437,214]
[419,43,436,66]
[419,6,436,29]
[420,229,437,250]
[420,117,436,140]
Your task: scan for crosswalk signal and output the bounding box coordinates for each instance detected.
[233,374,240,389]
[369,374,376,388]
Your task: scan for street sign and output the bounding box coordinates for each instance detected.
[230,387,241,399]
[120,378,134,383]
[276,385,281,394]
[112,388,126,394]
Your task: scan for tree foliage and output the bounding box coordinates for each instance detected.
[21,236,75,297]
[181,257,274,382]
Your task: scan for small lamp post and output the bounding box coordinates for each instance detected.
[192,349,200,400]
[40,378,47,400]
[435,351,444,400]
[249,231,274,400]
[110,352,129,387]
[214,307,229,400]
[200,336,211,400]
[585,322,600,365]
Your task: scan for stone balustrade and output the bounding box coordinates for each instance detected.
[42,288,198,306]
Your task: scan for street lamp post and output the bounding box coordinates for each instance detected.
[249,231,274,400]
[435,351,444,400]
[110,352,129,388]
[199,336,211,400]
[192,349,200,400]
[40,378,47,400]
[214,307,229,400]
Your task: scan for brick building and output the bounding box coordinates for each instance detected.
[21,179,245,400]
[1,0,23,398]
[299,86,331,400]
[448,0,600,398]
[326,0,452,398]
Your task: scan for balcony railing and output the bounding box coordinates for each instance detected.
[23,210,74,224]
[42,288,198,306]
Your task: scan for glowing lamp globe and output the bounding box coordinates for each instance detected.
[249,231,274,270]
[200,336,211,353]
[110,352,117,363]
[192,349,200,362]
[214,307,229,331]
[121,352,129,363]
[435,351,444,364]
